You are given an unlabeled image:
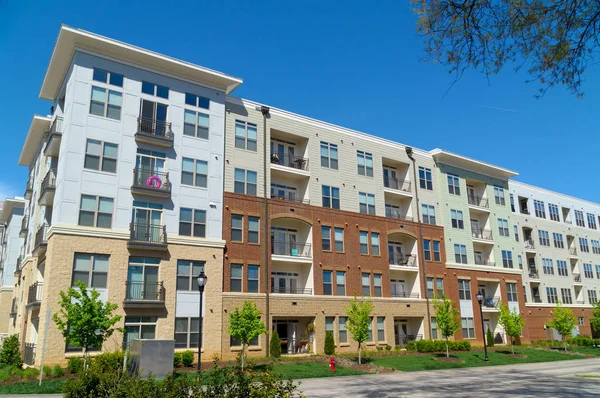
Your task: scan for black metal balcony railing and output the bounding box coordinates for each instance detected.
[270,192,309,204]
[385,208,414,221]
[468,195,489,208]
[137,116,174,139]
[24,176,34,199]
[40,168,57,194]
[23,343,35,366]
[472,229,493,240]
[391,292,420,299]
[383,176,412,193]
[569,247,578,255]
[532,296,542,303]
[9,299,17,318]
[271,240,312,258]
[20,215,29,236]
[483,296,501,308]
[574,274,582,283]
[521,207,530,215]
[132,168,171,193]
[529,269,539,279]
[35,224,49,249]
[125,281,165,302]
[525,239,535,249]
[129,223,167,245]
[270,153,309,171]
[27,282,43,305]
[271,287,313,295]
[389,252,417,267]
[15,256,22,272]
[474,259,495,266]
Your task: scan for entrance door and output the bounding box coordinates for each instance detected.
[394,320,408,346]
[391,279,406,298]
[132,204,162,242]
[140,99,168,136]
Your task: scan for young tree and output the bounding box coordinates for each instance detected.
[498,302,525,354]
[269,330,281,359]
[590,301,600,338]
[324,331,335,356]
[433,293,461,358]
[486,328,495,348]
[547,301,577,351]
[0,335,22,367]
[228,300,266,370]
[53,281,122,369]
[345,298,373,364]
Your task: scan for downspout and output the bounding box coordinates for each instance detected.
[405,147,432,339]
[260,106,271,356]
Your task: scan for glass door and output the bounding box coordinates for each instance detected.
[388,242,403,265]
[471,219,480,233]
[391,279,405,297]
[140,99,168,136]
[135,150,166,186]
[127,265,158,300]
[132,203,162,242]
[383,167,398,189]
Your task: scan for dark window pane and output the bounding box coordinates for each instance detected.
[91,272,107,288]
[181,172,194,186]
[177,276,189,291]
[97,213,112,228]
[79,211,95,226]
[106,105,121,120]
[109,73,124,87]
[183,124,196,136]
[156,85,169,99]
[179,223,192,236]
[248,280,258,293]
[198,96,210,109]
[141,82,154,95]
[247,184,257,196]
[197,126,209,140]
[185,93,196,106]
[93,69,108,83]
[90,101,104,116]
[102,158,117,173]
[72,271,89,286]
[175,333,188,348]
[196,175,207,188]
[84,155,100,170]
[231,279,242,292]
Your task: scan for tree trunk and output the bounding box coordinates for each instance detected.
[445,337,449,358]
[564,336,567,352]
[358,342,362,365]
[83,346,87,370]
[241,344,246,371]
[511,338,514,355]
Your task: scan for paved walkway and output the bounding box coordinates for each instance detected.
[299,358,600,397]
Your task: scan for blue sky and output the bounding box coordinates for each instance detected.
[1,0,599,202]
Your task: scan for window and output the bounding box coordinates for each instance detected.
[175,317,200,349]
[589,290,598,304]
[247,217,259,244]
[553,233,565,249]
[339,317,348,343]
[433,241,441,262]
[447,173,460,195]
[546,287,558,303]
[247,265,259,293]
[542,258,554,275]
[367,318,373,341]
[362,273,371,296]
[592,240,600,254]
[177,260,205,291]
[419,167,433,190]
[580,237,590,253]
[458,279,471,300]
[357,151,373,176]
[498,219,509,237]
[588,214,597,229]
[72,253,108,288]
[377,317,385,341]
[234,168,257,195]
[533,200,546,218]
[575,210,585,227]
[373,274,382,297]
[578,317,585,326]
[231,215,243,242]
[184,110,209,139]
[230,332,258,347]
[454,244,467,264]
[334,228,344,252]
[79,195,113,228]
[431,317,438,339]
[597,265,600,279]
[179,208,206,237]
[518,255,523,269]
[182,158,208,188]
[557,260,568,276]
[230,264,242,292]
[336,271,346,295]
[427,277,434,298]
[185,93,210,109]
[142,81,169,98]
[424,240,432,261]
[90,86,122,120]
[436,278,444,295]
[124,317,157,349]
[323,270,333,295]
[561,288,573,304]
[494,186,506,206]
[538,230,550,246]
[450,210,464,229]
[584,263,594,279]
[422,204,436,224]
[322,185,340,209]
[461,317,475,338]
[84,139,118,173]
[93,68,124,87]
[510,194,515,212]
[502,250,513,268]
[320,142,338,169]
[505,283,517,302]
[359,192,376,215]
[371,233,380,256]
[549,204,560,221]
[360,231,369,254]
[234,120,257,151]
[325,317,334,342]
[514,226,519,241]
[321,226,331,251]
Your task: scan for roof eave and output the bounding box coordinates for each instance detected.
[18,115,51,167]
[430,149,518,180]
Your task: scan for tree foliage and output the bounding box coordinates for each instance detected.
[486,327,495,347]
[270,330,282,359]
[0,335,22,367]
[590,301,600,338]
[547,301,577,351]
[433,293,461,358]
[498,302,525,354]
[345,298,373,364]
[324,331,335,356]
[227,300,266,370]
[53,281,122,368]
[412,0,600,97]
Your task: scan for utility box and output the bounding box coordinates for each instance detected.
[129,339,175,379]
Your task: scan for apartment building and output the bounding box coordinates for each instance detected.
[510,181,599,339]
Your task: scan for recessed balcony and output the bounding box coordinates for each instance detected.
[123,281,165,309]
[271,287,313,295]
[472,228,493,243]
[134,117,174,148]
[270,191,309,205]
[271,240,312,262]
[131,168,171,199]
[468,195,490,211]
[383,176,412,198]
[528,268,540,281]
[44,116,63,157]
[474,259,496,267]
[26,282,43,309]
[524,238,536,252]
[270,153,310,178]
[569,247,578,257]
[24,177,33,200]
[33,225,48,257]
[128,223,168,251]
[385,204,413,222]
[19,216,29,238]
[573,274,583,285]
[38,169,57,206]
[389,252,418,270]
[482,296,501,311]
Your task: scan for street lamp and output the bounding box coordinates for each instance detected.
[475,291,489,362]
[196,271,207,373]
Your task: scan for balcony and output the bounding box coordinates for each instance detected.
[385,207,413,222]
[19,215,29,238]
[271,240,311,259]
[9,299,17,318]
[271,287,312,295]
[390,292,420,299]
[131,168,171,199]
[270,191,309,204]
[128,223,167,251]
[574,274,583,285]
[38,168,57,206]
[124,281,165,309]
[44,116,63,157]
[23,343,36,366]
[532,296,542,303]
[26,282,43,309]
[569,247,578,257]
[24,176,34,200]
[33,225,49,257]
[472,229,493,242]
[482,296,501,310]
[270,153,309,172]
[468,195,489,209]
[135,117,174,148]
[389,252,417,268]
[474,259,495,267]
[383,176,412,196]
[524,239,536,251]
[529,269,540,280]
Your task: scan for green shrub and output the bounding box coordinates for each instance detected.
[0,335,22,367]
[173,352,182,367]
[270,330,282,358]
[406,340,417,352]
[486,328,494,347]
[567,335,593,347]
[89,351,125,373]
[51,364,65,377]
[376,346,383,352]
[67,357,84,374]
[181,350,194,367]
[415,339,471,353]
[21,367,39,379]
[324,331,335,356]
[385,344,392,351]
[43,365,53,377]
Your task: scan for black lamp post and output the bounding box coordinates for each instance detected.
[475,290,489,362]
[196,271,207,373]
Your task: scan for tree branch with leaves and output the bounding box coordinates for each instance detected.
[345,298,374,365]
[547,301,577,351]
[498,302,525,354]
[228,300,266,370]
[433,293,461,358]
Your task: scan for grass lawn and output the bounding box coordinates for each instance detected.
[268,362,366,379]
[0,378,67,394]
[370,348,586,372]
[562,346,600,357]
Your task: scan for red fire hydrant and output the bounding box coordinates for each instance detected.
[329,356,336,372]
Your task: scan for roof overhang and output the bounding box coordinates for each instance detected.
[430,149,518,180]
[0,198,25,223]
[40,25,243,100]
[19,115,51,167]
